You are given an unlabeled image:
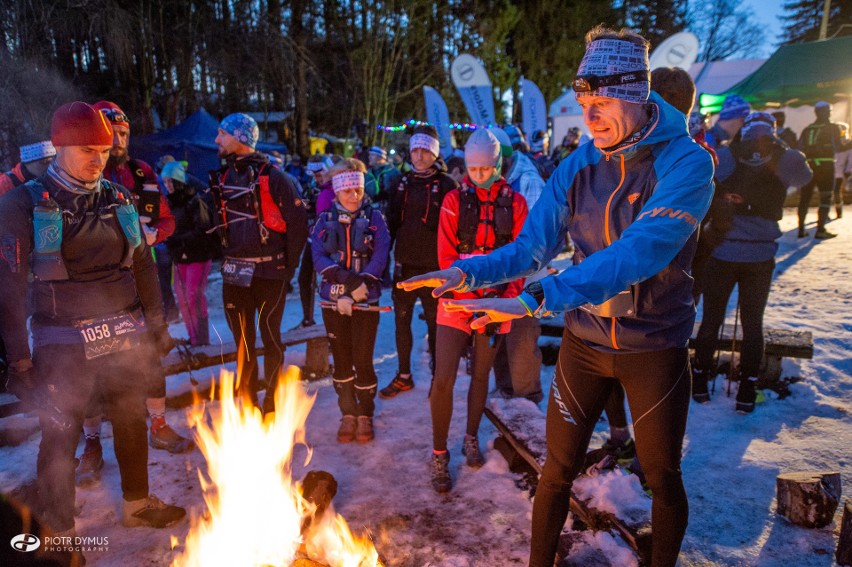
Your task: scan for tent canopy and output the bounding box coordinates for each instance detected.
[130,108,288,180]
[699,36,852,114]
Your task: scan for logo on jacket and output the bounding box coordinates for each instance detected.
[636,207,698,226]
[627,193,640,204]
[37,225,60,248]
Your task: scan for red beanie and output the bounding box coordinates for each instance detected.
[92,100,130,129]
[51,102,114,147]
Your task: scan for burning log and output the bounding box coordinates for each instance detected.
[300,470,338,534]
[776,471,841,528]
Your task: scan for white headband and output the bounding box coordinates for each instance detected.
[332,171,365,193]
[20,141,56,163]
[409,133,440,158]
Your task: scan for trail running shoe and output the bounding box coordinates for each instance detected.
[379,374,414,399]
[122,494,186,528]
[431,452,452,494]
[462,434,485,468]
[583,437,636,469]
[75,439,104,488]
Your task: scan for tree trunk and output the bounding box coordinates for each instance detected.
[776,471,841,529]
[291,0,309,159]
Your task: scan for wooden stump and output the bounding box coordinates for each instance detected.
[837,499,852,566]
[776,471,841,528]
[303,337,330,380]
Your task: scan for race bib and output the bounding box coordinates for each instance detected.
[76,312,145,360]
[222,258,255,287]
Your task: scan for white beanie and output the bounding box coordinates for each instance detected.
[464,128,500,168]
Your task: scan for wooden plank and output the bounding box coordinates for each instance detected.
[484,399,652,562]
[161,323,328,376]
[541,321,813,359]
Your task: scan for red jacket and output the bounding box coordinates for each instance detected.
[0,163,28,198]
[437,177,528,334]
[103,159,175,244]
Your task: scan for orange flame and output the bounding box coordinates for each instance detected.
[173,366,379,567]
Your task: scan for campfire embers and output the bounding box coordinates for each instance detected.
[173,366,380,567]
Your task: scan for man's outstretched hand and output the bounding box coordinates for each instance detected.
[443,297,529,330]
[397,267,465,298]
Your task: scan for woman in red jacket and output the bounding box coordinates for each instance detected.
[430,128,528,493]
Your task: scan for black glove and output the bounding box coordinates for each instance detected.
[153,327,176,357]
[343,272,366,293]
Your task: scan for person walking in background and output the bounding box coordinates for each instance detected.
[210,113,308,413]
[162,161,217,346]
[365,145,401,206]
[0,139,56,197]
[836,122,851,220]
[797,102,851,239]
[312,158,390,443]
[399,26,714,566]
[427,128,528,493]
[692,112,812,410]
[380,125,458,398]
[771,110,798,148]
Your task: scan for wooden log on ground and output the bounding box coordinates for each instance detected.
[776,471,841,528]
[837,499,852,566]
[484,398,652,562]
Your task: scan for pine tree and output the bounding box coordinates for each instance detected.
[780,0,852,44]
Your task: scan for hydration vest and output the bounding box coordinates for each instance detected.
[396,173,444,231]
[717,139,787,222]
[211,162,287,246]
[800,122,838,162]
[318,204,377,274]
[456,183,514,255]
[27,180,141,282]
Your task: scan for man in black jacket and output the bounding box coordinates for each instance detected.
[0,102,185,539]
[211,113,308,412]
[380,125,458,398]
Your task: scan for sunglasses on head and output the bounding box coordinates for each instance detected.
[572,70,650,93]
[101,108,129,124]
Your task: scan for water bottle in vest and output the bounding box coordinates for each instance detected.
[32,191,69,281]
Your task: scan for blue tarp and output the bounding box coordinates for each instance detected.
[130,108,288,181]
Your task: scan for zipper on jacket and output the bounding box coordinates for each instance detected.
[345,224,352,269]
[610,318,619,350]
[605,155,627,349]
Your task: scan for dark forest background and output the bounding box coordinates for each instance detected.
[1,0,849,166]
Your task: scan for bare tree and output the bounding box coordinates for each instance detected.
[688,0,767,61]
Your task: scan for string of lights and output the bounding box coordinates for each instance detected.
[375,120,486,132]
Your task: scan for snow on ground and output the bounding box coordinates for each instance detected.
[0,208,850,566]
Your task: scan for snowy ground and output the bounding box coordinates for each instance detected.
[1,208,850,566]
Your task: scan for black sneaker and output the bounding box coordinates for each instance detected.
[462,435,485,468]
[122,494,186,528]
[691,368,711,404]
[431,452,452,493]
[815,229,838,240]
[583,437,636,469]
[735,376,758,414]
[379,374,414,399]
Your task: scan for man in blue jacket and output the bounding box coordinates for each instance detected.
[400,26,714,567]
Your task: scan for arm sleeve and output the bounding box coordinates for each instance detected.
[361,209,391,279]
[0,190,33,361]
[537,142,714,313]
[132,237,167,330]
[310,216,338,276]
[777,149,813,189]
[273,170,309,275]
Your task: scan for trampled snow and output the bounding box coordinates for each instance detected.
[0,208,849,566]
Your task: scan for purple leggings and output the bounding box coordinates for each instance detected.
[174,261,212,345]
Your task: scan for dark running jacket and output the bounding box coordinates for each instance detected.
[455,92,715,353]
[0,176,165,362]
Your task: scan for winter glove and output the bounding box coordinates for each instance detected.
[343,272,366,294]
[153,327,176,357]
[336,296,355,317]
[350,282,369,302]
[143,225,158,246]
[5,358,34,401]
